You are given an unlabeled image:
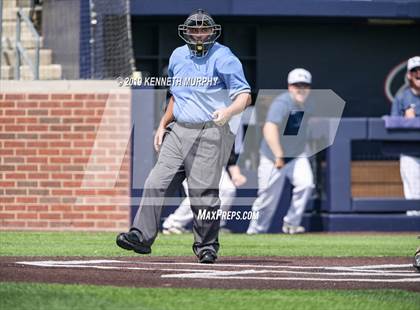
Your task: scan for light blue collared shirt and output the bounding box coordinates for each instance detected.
[168,42,251,123]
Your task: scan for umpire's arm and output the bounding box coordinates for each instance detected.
[213,92,251,126]
[228,92,252,115]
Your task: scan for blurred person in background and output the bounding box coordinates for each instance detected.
[391,56,420,199]
[247,68,315,235]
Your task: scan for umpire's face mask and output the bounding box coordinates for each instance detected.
[178,11,221,58]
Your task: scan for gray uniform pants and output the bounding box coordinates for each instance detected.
[162,170,237,230]
[132,122,234,256]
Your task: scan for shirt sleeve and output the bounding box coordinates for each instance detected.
[227,146,239,166]
[390,93,403,116]
[168,52,175,78]
[265,99,289,125]
[168,52,175,94]
[217,55,251,100]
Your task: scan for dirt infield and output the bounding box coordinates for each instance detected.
[1,256,419,291]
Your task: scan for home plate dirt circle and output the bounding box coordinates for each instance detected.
[1,256,419,291]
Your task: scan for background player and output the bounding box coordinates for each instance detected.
[390,56,420,200]
[247,68,315,235]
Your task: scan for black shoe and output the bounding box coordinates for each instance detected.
[198,250,217,264]
[116,231,151,254]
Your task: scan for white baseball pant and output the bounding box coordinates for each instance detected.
[400,154,420,199]
[162,170,237,229]
[247,155,314,234]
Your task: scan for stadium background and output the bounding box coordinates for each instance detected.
[0,0,419,232]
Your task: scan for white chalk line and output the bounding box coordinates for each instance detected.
[15,260,414,273]
[17,260,413,271]
[161,274,420,283]
[17,262,418,278]
[15,260,420,283]
[17,262,216,274]
[17,260,124,265]
[343,264,415,269]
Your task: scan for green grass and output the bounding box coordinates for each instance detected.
[0,231,418,257]
[1,282,419,310]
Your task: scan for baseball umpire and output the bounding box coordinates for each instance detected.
[116,9,251,263]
